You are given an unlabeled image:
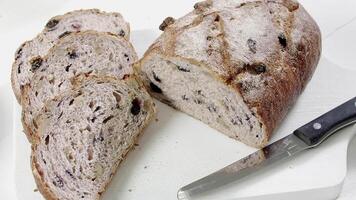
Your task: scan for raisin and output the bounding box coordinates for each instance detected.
[247,38,257,53]
[58,31,71,39]
[103,116,114,124]
[245,63,267,74]
[177,65,190,72]
[66,170,75,179]
[254,64,266,74]
[69,99,74,105]
[130,98,141,115]
[68,50,78,59]
[45,135,50,145]
[182,95,189,101]
[152,71,161,83]
[15,47,23,60]
[94,106,101,112]
[214,15,220,22]
[53,175,64,187]
[71,23,81,29]
[65,64,72,72]
[46,19,59,30]
[278,33,287,48]
[159,17,175,31]
[57,111,63,119]
[17,62,23,73]
[119,30,126,37]
[150,82,162,93]
[30,57,43,72]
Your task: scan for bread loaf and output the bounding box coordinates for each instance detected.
[22,31,137,143]
[31,75,155,200]
[11,9,130,103]
[136,0,321,147]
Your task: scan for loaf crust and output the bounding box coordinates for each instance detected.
[138,0,321,147]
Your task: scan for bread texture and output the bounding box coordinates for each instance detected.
[136,0,322,147]
[12,9,130,103]
[21,31,137,143]
[31,75,155,200]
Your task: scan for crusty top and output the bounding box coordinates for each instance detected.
[144,0,321,139]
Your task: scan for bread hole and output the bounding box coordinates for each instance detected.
[247,38,257,53]
[33,119,38,129]
[57,111,63,119]
[123,53,130,62]
[112,91,121,106]
[65,64,72,72]
[131,98,141,115]
[35,91,38,97]
[182,95,189,101]
[71,23,81,29]
[45,135,50,145]
[87,148,93,161]
[177,65,190,72]
[194,98,203,105]
[91,117,97,123]
[58,31,71,39]
[207,104,217,112]
[66,120,71,124]
[103,115,114,124]
[207,36,213,41]
[150,82,162,93]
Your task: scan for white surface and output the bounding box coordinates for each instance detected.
[0,0,356,200]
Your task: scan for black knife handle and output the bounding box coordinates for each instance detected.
[294,97,356,147]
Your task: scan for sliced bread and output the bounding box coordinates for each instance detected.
[22,31,137,143]
[31,75,155,200]
[12,9,130,103]
[136,0,322,147]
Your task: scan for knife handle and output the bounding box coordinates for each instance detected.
[294,97,356,147]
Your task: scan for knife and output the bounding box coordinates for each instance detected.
[177,96,356,200]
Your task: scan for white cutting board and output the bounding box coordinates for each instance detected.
[13,29,356,200]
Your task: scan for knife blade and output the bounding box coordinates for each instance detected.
[177,96,356,200]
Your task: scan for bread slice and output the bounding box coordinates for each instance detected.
[22,31,137,143]
[136,0,322,147]
[11,9,130,103]
[31,75,155,200]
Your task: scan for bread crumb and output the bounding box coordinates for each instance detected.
[34,188,38,192]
